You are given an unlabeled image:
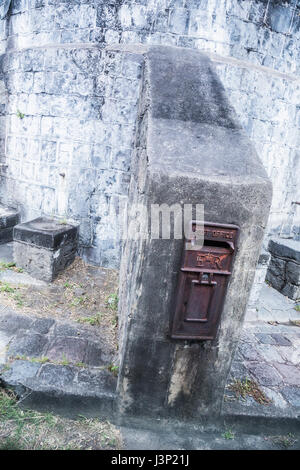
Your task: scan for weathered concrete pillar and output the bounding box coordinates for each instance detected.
[117,46,272,420]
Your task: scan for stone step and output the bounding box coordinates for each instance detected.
[0,310,118,417]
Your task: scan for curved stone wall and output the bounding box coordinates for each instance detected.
[0,0,299,266]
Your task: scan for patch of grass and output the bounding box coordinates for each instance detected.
[11,354,89,367]
[106,293,118,311]
[294,304,300,312]
[111,315,118,328]
[70,296,85,307]
[13,293,24,307]
[0,436,25,450]
[0,282,16,293]
[11,354,27,361]
[0,364,10,374]
[227,377,272,405]
[74,362,87,368]
[270,433,297,449]
[11,355,49,364]
[0,263,23,273]
[222,429,235,440]
[0,262,16,269]
[0,388,56,436]
[59,354,70,366]
[0,388,121,450]
[30,357,50,364]
[77,313,103,326]
[64,281,72,288]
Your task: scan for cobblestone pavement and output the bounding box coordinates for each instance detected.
[223,283,300,419]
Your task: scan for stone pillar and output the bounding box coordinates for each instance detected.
[117,46,272,420]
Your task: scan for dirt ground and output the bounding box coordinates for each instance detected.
[0,257,120,353]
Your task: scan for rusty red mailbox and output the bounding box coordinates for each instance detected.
[171,221,239,341]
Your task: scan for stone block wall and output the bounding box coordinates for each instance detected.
[0,0,298,267]
[0,46,142,266]
[213,60,300,239]
[266,238,300,300]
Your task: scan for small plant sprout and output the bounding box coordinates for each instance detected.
[74,362,86,368]
[60,354,70,366]
[271,433,297,449]
[222,429,235,440]
[70,296,84,307]
[77,313,103,326]
[0,263,23,273]
[0,282,16,293]
[16,109,25,119]
[106,293,118,311]
[111,315,118,328]
[0,262,16,269]
[107,364,119,376]
[30,357,49,364]
[58,218,68,225]
[13,293,24,307]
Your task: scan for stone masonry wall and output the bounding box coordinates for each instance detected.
[0,0,299,267]
[0,46,142,266]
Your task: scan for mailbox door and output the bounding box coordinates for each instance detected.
[170,222,239,340]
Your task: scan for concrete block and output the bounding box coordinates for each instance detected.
[13,216,79,281]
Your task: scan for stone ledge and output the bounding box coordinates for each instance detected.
[0,310,118,418]
[0,360,117,420]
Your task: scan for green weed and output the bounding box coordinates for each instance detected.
[77,313,103,326]
[107,364,119,376]
[106,293,118,311]
[16,110,25,119]
[0,282,16,293]
[222,429,235,440]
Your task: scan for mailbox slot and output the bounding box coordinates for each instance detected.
[170,221,239,340]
